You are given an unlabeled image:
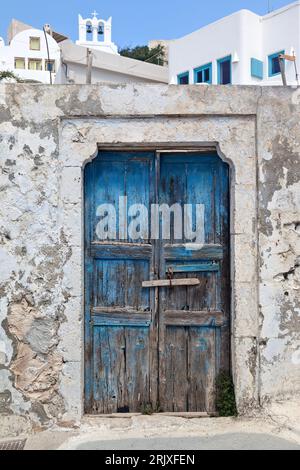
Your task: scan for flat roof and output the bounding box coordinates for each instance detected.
[61,41,168,83]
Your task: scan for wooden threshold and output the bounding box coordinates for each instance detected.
[84,412,218,419]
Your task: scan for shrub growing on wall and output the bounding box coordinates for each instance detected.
[0,71,22,82]
[119,45,166,66]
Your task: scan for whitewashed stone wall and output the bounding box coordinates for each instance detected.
[0,84,299,436]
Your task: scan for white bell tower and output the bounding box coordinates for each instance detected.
[76,11,118,54]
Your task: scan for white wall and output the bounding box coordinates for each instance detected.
[169,1,300,86]
[169,10,248,85]
[0,28,60,83]
[262,2,300,85]
[239,11,263,85]
[58,62,161,84]
[59,41,168,85]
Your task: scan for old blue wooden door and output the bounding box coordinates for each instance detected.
[158,153,230,412]
[84,150,230,414]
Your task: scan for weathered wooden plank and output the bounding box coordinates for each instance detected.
[84,411,218,418]
[142,278,200,288]
[188,327,216,412]
[126,159,151,244]
[92,325,150,413]
[92,241,152,247]
[85,413,142,418]
[94,258,150,310]
[96,259,127,308]
[92,306,148,315]
[164,326,189,412]
[127,259,150,310]
[187,272,216,311]
[156,411,218,418]
[165,317,222,327]
[124,328,150,411]
[166,262,219,273]
[92,314,151,327]
[93,326,125,414]
[165,309,223,316]
[164,310,225,327]
[186,160,215,244]
[91,243,153,260]
[164,244,223,261]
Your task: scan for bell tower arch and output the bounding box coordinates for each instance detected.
[76,11,118,54]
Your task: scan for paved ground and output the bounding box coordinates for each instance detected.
[21,408,300,450]
[72,434,300,450]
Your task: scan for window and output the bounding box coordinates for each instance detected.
[268,51,284,77]
[28,59,43,71]
[194,63,212,84]
[217,55,232,85]
[15,57,25,69]
[45,60,55,73]
[30,37,41,51]
[251,58,263,79]
[177,71,189,85]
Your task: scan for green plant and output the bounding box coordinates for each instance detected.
[140,402,162,415]
[119,45,166,66]
[0,71,22,82]
[216,371,237,417]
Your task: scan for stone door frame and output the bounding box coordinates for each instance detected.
[58,115,259,420]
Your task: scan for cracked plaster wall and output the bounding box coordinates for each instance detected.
[257,88,300,403]
[0,84,299,435]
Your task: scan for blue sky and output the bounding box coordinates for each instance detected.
[0,0,294,47]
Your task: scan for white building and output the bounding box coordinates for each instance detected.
[76,11,118,54]
[0,20,61,83]
[59,11,168,84]
[59,41,168,84]
[169,1,300,86]
[0,14,168,85]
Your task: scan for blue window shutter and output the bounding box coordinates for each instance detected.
[268,51,285,77]
[177,71,189,85]
[251,58,263,79]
